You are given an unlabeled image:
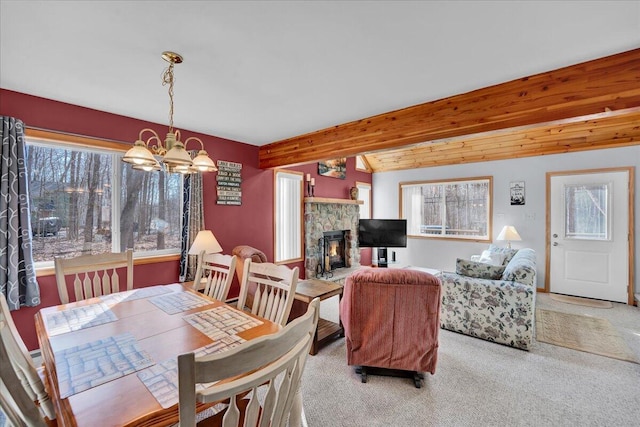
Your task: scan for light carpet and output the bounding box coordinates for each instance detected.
[535,308,638,363]
[298,295,640,426]
[549,293,613,308]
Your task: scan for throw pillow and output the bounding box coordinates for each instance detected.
[478,250,506,266]
[488,245,519,265]
[456,258,506,280]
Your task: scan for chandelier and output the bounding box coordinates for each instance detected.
[122,51,217,173]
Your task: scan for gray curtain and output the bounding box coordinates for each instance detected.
[0,116,40,309]
[179,168,204,282]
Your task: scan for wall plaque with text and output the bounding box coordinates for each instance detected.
[216,160,242,205]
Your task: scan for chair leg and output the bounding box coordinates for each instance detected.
[413,372,424,388]
[355,366,368,383]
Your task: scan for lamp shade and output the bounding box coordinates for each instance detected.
[188,230,222,255]
[122,140,157,166]
[497,226,522,246]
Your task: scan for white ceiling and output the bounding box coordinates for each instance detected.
[1,1,639,146]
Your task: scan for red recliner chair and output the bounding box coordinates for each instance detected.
[340,267,441,387]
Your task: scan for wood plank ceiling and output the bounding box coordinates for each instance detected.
[259,48,640,172]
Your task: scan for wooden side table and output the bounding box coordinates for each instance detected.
[290,278,344,355]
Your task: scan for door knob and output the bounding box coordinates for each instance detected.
[553,242,558,246]
[553,234,558,238]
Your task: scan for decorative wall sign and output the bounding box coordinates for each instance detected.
[510,181,525,205]
[318,158,346,179]
[216,160,242,205]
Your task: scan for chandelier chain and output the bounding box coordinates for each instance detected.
[162,62,175,133]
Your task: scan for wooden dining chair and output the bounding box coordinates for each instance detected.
[237,260,299,327]
[54,249,134,304]
[193,252,238,302]
[177,298,319,427]
[0,294,56,425]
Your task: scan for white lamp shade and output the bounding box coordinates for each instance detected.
[188,230,222,255]
[192,150,218,172]
[123,141,157,166]
[497,226,522,242]
[163,143,193,166]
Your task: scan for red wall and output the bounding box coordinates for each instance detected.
[1,89,274,349]
[0,89,372,350]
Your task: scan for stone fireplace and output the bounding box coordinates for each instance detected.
[304,197,361,280]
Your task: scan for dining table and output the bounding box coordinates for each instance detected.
[35,282,281,427]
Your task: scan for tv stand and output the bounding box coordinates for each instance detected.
[376,247,399,268]
[378,248,388,268]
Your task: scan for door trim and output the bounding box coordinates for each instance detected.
[545,167,635,304]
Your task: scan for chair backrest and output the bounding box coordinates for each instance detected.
[54,249,134,304]
[237,260,299,327]
[340,268,442,374]
[193,252,237,301]
[0,294,55,423]
[178,298,320,427]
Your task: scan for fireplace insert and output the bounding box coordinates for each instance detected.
[323,230,347,271]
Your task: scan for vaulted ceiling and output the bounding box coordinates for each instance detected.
[259,48,640,171]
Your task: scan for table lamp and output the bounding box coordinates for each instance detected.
[497,225,521,249]
[188,230,223,255]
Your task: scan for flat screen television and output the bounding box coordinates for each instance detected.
[358,219,407,248]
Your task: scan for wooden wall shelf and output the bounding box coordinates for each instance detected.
[304,197,363,205]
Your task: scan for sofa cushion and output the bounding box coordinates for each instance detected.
[488,245,519,265]
[478,250,506,266]
[501,248,537,287]
[456,258,505,280]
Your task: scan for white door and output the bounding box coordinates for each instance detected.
[549,170,629,303]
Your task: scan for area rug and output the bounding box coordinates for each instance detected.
[535,308,638,363]
[550,293,613,308]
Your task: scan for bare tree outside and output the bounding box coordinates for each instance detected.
[26,142,182,263]
[401,178,491,240]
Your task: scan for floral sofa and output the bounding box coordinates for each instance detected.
[439,247,537,350]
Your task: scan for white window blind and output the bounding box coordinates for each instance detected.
[275,171,303,262]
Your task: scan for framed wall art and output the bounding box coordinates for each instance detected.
[318,158,346,179]
[510,181,525,205]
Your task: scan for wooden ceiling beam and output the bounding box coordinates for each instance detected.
[259,48,640,169]
[365,110,640,172]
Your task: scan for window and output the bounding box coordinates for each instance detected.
[356,181,372,219]
[274,170,303,263]
[355,155,372,172]
[26,133,183,267]
[564,183,609,240]
[400,176,492,241]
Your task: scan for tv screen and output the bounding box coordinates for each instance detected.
[358,219,407,248]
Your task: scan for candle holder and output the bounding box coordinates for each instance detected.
[310,184,315,197]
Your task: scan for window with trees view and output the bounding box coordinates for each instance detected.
[27,138,183,266]
[564,183,609,240]
[400,176,492,241]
